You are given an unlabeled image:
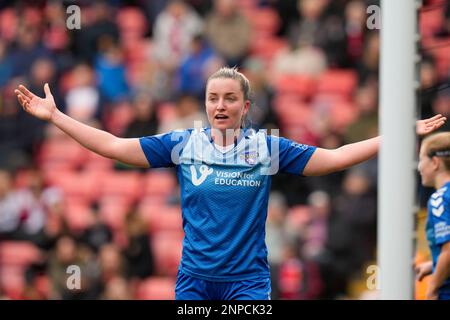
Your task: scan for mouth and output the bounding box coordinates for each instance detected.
[215,114,229,121]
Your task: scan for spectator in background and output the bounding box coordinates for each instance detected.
[205,0,251,67]
[0,168,61,240]
[266,191,289,300]
[420,56,440,120]
[64,63,100,124]
[122,210,154,280]
[0,88,36,170]
[286,0,330,49]
[124,92,159,139]
[48,235,101,299]
[177,34,223,100]
[98,243,128,295]
[357,31,379,83]
[272,36,328,79]
[431,86,450,132]
[302,191,330,260]
[241,57,279,130]
[101,276,133,300]
[72,1,119,64]
[80,205,113,254]
[152,0,204,100]
[344,79,379,144]
[157,94,207,132]
[328,168,377,278]
[10,22,51,78]
[0,39,12,87]
[95,41,130,103]
[153,0,203,71]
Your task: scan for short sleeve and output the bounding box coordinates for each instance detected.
[434,196,450,246]
[267,135,316,175]
[139,130,190,168]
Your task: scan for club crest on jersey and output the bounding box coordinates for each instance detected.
[241,151,259,165]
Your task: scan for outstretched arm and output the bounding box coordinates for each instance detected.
[303,136,379,176]
[15,83,149,168]
[303,114,447,176]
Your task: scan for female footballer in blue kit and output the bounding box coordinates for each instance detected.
[15,67,446,300]
[416,132,450,300]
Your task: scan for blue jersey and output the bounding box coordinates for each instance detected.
[139,128,316,281]
[426,182,450,295]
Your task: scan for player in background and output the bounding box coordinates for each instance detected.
[416,132,450,300]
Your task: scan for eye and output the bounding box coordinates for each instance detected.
[208,97,217,102]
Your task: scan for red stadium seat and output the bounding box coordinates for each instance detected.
[143,170,177,200]
[0,266,25,300]
[64,202,94,233]
[98,195,132,230]
[328,101,359,133]
[136,276,176,300]
[84,151,115,172]
[275,102,314,128]
[48,170,102,204]
[103,102,136,136]
[317,70,358,99]
[245,8,280,37]
[273,75,317,100]
[151,231,183,277]
[0,241,42,267]
[157,102,177,124]
[138,203,183,233]
[100,171,143,203]
[38,139,88,170]
[250,36,288,64]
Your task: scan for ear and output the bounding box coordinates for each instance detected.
[243,100,251,115]
[431,156,441,171]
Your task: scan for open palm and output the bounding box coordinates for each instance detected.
[15,83,57,121]
[416,114,447,136]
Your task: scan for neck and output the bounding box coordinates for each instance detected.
[434,172,450,189]
[211,127,241,147]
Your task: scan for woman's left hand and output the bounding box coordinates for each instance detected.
[416,114,447,136]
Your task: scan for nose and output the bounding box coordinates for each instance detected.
[216,98,226,111]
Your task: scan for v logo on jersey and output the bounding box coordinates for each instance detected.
[190,165,214,186]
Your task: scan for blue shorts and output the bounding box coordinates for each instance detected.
[175,271,271,300]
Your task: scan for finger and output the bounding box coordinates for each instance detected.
[18,85,35,99]
[424,114,443,123]
[15,90,31,104]
[44,83,52,98]
[17,94,25,106]
[431,120,446,129]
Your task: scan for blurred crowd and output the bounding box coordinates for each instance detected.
[0,0,449,300]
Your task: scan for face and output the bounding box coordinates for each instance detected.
[418,147,437,187]
[206,78,250,132]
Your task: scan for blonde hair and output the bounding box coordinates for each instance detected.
[421,132,450,170]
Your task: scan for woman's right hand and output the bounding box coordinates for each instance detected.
[415,260,433,281]
[15,83,57,122]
